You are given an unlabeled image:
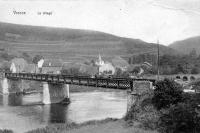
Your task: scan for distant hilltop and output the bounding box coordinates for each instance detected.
[0,22,178,62]
[169,36,200,55]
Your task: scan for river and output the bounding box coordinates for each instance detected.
[0,89,127,133]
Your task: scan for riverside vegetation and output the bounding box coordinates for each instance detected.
[125,79,200,133]
[2,79,200,133]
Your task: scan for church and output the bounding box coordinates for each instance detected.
[95,54,115,76]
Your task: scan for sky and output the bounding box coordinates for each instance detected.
[0,0,200,45]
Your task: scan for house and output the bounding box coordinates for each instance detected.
[10,58,28,73]
[10,62,16,73]
[62,62,79,71]
[127,62,153,77]
[24,64,38,73]
[61,62,81,74]
[41,59,62,74]
[61,62,98,76]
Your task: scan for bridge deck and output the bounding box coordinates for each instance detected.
[5,73,156,90]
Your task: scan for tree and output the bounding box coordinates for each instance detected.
[173,64,186,74]
[0,52,15,61]
[189,48,197,58]
[22,52,32,63]
[32,55,43,73]
[114,68,123,77]
[32,55,43,64]
[91,59,96,66]
[191,67,199,74]
[152,79,184,110]
[159,103,200,133]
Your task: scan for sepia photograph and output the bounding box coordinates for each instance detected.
[0,0,200,133]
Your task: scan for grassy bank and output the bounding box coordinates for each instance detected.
[0,118,157,133]
[25,118,157,133]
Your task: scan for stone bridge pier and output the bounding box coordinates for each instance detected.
[1,78,25,94]
[127,81,154,113]
[42,82,70,104]
[0,77,70,104]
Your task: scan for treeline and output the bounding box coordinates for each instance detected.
[128,49,200,75]
[0,49,43,72]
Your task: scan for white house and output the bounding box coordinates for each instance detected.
[37,58,44,68]
[41,59,62,74]
[10,62,16,73]
[10,58,28,73]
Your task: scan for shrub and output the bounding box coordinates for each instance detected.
[137,105,160,130]
[152,79,184,110]
[32,55,43,64]
[183,93,200,105]
[191,67,199,74]
[173,64,186,74]
[159,102,200,133]
[125,101,160,130]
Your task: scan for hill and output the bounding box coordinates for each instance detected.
[0,22,178,62]
[169,36,200,55]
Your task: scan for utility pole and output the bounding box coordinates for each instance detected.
[157,39,160,80]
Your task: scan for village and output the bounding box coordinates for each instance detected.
[1,54,152,79]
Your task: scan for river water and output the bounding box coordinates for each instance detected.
[0,89,127,133]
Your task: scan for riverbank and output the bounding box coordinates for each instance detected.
[0,118,158,133]
[24,118,157,133]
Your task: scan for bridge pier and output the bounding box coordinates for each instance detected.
[42,82,70,104]
[127,81,154,113]
[1,78,25,94]
[1,77,70,105]
[1,78,9,94]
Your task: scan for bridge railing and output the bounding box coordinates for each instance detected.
[5,72,155,90]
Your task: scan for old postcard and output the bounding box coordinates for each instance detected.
[0,0,200,133]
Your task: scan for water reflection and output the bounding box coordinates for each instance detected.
[48,104,69,123]
[0,91,127,133]
[0,94,23,106]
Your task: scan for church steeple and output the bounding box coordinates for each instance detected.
[95,53,104,66]
[98,53,102,63]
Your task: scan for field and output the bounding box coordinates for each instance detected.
[0,22,177,63]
